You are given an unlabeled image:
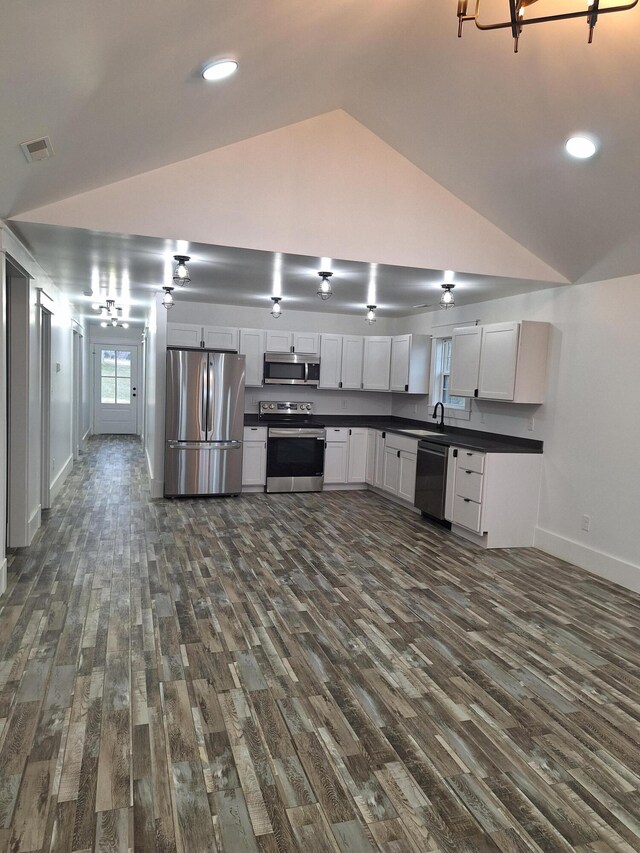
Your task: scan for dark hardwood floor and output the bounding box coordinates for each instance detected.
[1,436,640,851]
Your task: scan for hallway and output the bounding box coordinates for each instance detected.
[1,437,640,851]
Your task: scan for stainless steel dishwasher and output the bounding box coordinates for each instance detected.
[414,440,451,526]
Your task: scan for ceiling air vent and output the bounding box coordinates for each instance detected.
[20,136,54,163]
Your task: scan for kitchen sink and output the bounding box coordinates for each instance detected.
[394,429,446,437]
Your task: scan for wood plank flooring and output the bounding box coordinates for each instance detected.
[1,436,640,851]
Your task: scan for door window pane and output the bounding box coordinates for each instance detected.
[116,351,131,377]
[101,377,116,404]
[116,378,131,404]
[101,350,116,376]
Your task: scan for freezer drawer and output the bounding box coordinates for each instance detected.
[164,441,242,497]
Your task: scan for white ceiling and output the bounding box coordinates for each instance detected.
[9,222,566,325]
[2,0,639,304]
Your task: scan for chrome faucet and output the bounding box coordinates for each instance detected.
[432,402,445,432]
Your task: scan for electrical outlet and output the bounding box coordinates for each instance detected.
[480,410,485,424]
[341,399,347,410]
[527,417,535,431]
[581,514,591,532]
[413,404,418,415]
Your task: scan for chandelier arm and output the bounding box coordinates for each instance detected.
[472,0,638,30]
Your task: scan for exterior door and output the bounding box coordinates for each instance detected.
[94,345,139,434]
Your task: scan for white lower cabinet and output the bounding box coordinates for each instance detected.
[324,428,349,484]
[323,427,371,486]
[447,447,542,547]
[379,431,418,503]
[242,427,267,487]
[347,428,368,483]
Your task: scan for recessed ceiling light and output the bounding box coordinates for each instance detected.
[202,60,238,81]
[565,135,598,160]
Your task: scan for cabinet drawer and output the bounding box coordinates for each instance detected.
[453,494,483,533]
[384,431,419,454]
[244,427,267,441]
[456,449,485,473]
[326,427,349,442]
[455,469,483,503]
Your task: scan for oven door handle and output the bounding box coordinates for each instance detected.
[268,428,325,438]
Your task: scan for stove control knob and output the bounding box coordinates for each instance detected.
[269,403,275,409]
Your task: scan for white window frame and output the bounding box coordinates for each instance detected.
[430,335,472,421]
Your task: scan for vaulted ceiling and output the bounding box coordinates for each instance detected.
[3,0,639,291]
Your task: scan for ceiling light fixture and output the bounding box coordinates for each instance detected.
[202,59,238,81]
[317,271,333,301]
[162,287,175,309]
[270,296,282,318]
[95,298,121,318]
[565,135,598,159]
[457,0,639,52]
[172,255,191,286]
[440,284,455,310]
[365,305,377,325]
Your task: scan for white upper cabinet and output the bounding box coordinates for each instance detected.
[449,326,483,398]
[203,326,239,351]
[265,330,292,353]
[239,329,264,387]
[477,322,519,401]
[390,334,431,394]
[450,321,550,403]
[362,337,392,391]
[293,332,320,354]
[167,323,203,349]
[319,334,342,389]
[341,336,364,390]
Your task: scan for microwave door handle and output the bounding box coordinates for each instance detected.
[304,362,309,384]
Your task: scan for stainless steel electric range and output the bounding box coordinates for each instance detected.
[259,401,325,493]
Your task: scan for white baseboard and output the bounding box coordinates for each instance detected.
[146,446,164,499]
[0,558,6,596]
[27,506,41,544]
[323,483,367,491]
[535,526,640,594]
[50,456,73,504]
[242,485,265,493]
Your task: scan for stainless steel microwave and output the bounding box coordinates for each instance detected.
[263,352,320,386]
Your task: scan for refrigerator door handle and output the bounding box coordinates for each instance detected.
[168,440,242,450]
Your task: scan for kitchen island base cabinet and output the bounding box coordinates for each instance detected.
[448,448,541,548]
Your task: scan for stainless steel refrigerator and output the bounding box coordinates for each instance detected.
[164,349,245,497]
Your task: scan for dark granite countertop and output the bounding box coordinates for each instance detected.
[244,414,543,454]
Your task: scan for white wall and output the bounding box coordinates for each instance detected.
[0,225,82,587]
[144,294,167,498]
[394,279,640,589]
[168,300,396,336]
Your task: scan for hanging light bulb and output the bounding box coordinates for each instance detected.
[365,305,377,325]
[122,323,129,329]
[91,302,100,310]
[100,321,108,328]
[270,296,282,318]
[317,271,333,301]
[111,316,119,327]
[440,284,455,309]
[172,255,191,286]
[162,287,175,309]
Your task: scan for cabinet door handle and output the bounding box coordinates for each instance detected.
[464,498,471,503]
[474,389,479,397]
[382,431,386,439]
[349,429,352,436]
[404,384,408,392]
[291,346,295,352]
[466,469,472,474]
[324,442,327,449]
[397,450,400,458]
[339,381,343,389]
[466,452,473,456]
